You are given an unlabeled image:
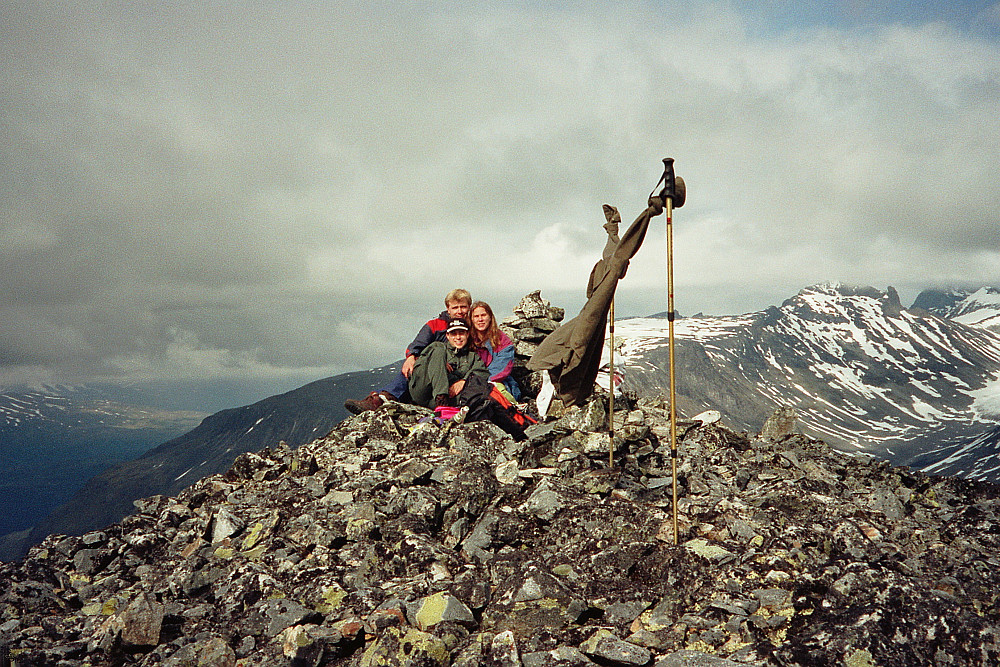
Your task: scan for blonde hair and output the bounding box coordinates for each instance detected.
[470,301,504,350]
[445,288,472,307]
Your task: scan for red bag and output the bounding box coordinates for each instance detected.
[488,386,537,428]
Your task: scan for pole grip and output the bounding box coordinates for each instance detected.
[660,158,677,200]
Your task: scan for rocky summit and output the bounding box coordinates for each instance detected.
[3,393,1000,666]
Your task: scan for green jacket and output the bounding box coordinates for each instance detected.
[408,341,489,408]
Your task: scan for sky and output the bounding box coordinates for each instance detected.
[2,0,1000,407]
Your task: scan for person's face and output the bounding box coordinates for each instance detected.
[446,329,469,348]
[447,300,470,319]
[471,306,491,333]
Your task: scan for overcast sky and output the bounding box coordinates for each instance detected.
[3,0,999,400]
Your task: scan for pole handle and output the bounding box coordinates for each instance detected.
[649,158,685,208]
[659,158,678,200]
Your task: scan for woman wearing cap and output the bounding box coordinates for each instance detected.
[469,301,521,401]
[407,318,489,409]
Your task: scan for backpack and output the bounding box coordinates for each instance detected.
[487,384,537,429]
[456,375,535,441]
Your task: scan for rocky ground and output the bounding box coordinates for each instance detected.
[3,390,1000,666]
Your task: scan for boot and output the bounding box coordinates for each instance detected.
[434,394,451,408]
[344,391,384,415]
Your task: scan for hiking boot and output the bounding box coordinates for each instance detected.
[344,391,384,415]
[434,394,451,408]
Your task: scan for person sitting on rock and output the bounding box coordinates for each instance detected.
[469,300,521,400]
[407,318,489,409]
[345,288,472,414]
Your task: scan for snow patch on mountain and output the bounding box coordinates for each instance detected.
[914,286,1000,331]
[971,373,1000,418]
[604,284,1000,479]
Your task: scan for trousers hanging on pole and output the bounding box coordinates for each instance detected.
[608,296,615,467]
[601,204,621,468]
[526,200,644,408]
[652,158,686,545]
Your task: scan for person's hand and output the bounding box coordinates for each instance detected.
[449,379,466,397]
[402,355,416,378]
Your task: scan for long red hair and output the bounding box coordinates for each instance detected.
[470,301,504,351]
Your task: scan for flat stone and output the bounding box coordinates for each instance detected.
[407,591,476,630]
[654,650,744,666]
[580,628,652,666]
[120,592,164,647]
[683,538,736,563]
[519,479,567,521]
[496,460,521,485]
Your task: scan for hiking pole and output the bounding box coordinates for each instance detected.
[655,157,685,545]
[609,296,615,467]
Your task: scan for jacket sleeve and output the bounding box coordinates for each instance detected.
[485,335,515,383]
[466,353,490,381]
[406,315,447,357]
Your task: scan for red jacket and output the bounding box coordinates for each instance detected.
[405,311,451,358]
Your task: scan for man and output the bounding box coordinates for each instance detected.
[407,318,488,408]
[344,288,472,414]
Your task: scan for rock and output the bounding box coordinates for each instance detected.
[496,459,521,485]
[519,478,568,521]
[760,405,796,440]
[515,290,554,319]
[683,538,736,564]
[163,636,236,667]
[254,598,317,637]
[360,626,450,667]
[580,628,652,665]
[654,651,744,666]
[490,629,523,667]
[406,591,476,630]
[483,562,588,636]
[208,506,244,543]
[120,592,164,647]
[691,410,721,425]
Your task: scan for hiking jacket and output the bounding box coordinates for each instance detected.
[476,332,521,399]
[405,310,450,358]
[408,341,489,408]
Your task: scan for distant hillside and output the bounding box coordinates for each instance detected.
[0,385,205,539]
[1,365,399,560]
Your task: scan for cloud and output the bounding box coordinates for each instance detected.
[1,1,999,391]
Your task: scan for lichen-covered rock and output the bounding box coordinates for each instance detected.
[2,367,1000,666]
[360,626,451,667]
[482,561,588,636]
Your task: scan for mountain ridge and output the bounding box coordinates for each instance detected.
[610,283,1000,477]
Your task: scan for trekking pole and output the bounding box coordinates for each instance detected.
[655,158,685,545]
[608,296,615,467]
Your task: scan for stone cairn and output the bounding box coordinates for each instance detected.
[497,290,564,401]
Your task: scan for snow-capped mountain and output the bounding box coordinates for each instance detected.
[606,283,1000,480]
[913,286,1000,331]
